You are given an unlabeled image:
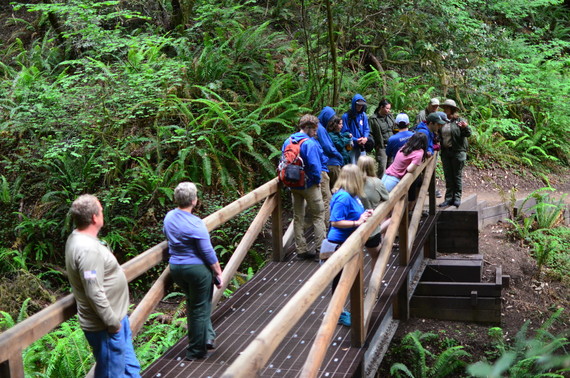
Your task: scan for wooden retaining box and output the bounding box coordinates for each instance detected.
[411,264,508,323]
[410,209,509,323]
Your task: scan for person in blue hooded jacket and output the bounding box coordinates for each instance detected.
[318,106,344,193]
[281,114,325,260]
[415,112,448,156]
[316,106,342,225]
[341,94,370,164]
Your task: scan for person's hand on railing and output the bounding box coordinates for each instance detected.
[214,274,223,289]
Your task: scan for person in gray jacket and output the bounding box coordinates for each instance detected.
[369,99,395,177]
[66,194,140,378]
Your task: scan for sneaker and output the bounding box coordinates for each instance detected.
[185,352,209,361]
[338,310,351,327]
[438,201,451,208]
[435,189,442,198]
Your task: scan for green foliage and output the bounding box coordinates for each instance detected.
[389,330,471,377]
[468,308,570,377]
[506,188,568,278]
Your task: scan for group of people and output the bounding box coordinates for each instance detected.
[281,95,472,326]
[283,95,473,259]
[63,95,472,375]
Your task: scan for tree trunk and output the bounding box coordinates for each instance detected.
[325,0,339,107]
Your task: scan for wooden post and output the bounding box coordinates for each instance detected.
[299,254,361,378]
[0,351,24,378]
[399,194,410,266]
[212,194,277,308]
[350,251,365,347]
[129,267,173,336]
[271,188,284,262]
[363,198,406,330]
[394,272,410,321]
[429,153,437,216]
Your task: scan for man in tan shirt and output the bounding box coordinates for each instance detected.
[66,194,140,377]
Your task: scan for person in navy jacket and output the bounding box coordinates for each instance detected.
[341,94,370,164]
[317,106,343,224]
[281,114,325,260]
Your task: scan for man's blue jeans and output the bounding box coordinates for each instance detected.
[84,316,141,378]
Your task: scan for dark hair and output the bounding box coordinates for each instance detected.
[327,115,342,132]
[375,99,391,114]
[401,132,427,160]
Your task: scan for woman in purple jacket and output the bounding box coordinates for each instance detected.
[163,182,223,360]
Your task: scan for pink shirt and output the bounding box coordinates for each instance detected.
[385,149,424,179]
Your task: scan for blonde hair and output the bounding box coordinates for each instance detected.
[357,155,376,178]
[332,164,364,197]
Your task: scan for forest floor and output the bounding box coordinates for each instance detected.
[376,164,570,376]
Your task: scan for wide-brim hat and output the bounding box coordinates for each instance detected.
[442,99,458,108]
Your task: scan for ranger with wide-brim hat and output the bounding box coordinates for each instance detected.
[438,99,472,208]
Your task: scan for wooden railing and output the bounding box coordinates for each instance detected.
[221,155,437,377]
[0,178,282,378]
[0,154,437,378]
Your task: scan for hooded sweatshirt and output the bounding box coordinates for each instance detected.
[317,106,344,166]
[341,94,370,143]
[281,132,322,189]
[415,121,436,156]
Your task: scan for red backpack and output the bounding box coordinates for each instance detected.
[278,137,308,187]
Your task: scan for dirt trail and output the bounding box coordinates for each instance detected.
[438,165,570,206]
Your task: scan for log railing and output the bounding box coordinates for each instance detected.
[0,178,281,378]
[221,155,438,377]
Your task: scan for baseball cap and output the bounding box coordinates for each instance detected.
[429,98,440,106]
[436,111,450,123]
[355,99,366,106]
[395,113,410,125]
[426,112,447,125]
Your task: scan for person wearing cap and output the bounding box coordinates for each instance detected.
[415,98,440,126]
[415,112,448,156]
[341,94,370,164]
[386,113,414,166]
[369,99,395,177]
[438,99,472,208]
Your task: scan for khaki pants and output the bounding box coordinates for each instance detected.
[320,171,331,227]
[291,185,325,255]
[376,149,387,178]
[327,165,341,190]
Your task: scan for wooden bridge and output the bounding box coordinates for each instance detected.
[1,155,445,378]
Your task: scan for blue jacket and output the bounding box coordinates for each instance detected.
[415,122,435,155]
[386,130,414,159]
[317,107,343,166]
[281,132,322,189]
[341,94,370,143]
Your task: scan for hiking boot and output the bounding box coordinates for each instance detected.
[453,200,461,208]
[438,201,451,208]
[206,340,216,350]
[296,252,317,260]
[435,189,442,198]
[338,311,351,327]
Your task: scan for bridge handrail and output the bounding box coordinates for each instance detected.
[0,178,280,377]
[221,155,437,377]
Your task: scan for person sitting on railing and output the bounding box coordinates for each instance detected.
[326,164,372,327]
[163,182,224,361]
[381,132,428,193]
[65,194,141,377]
[357,156,390,268]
